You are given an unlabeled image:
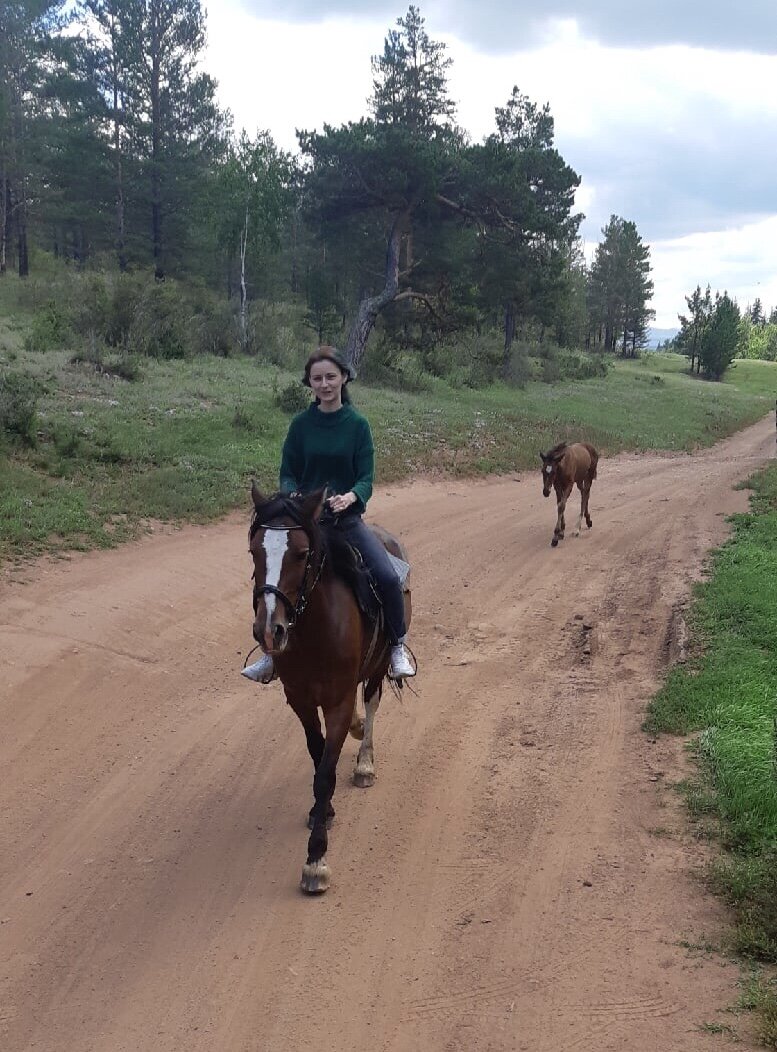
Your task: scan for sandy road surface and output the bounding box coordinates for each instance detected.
[2,416,775,1052]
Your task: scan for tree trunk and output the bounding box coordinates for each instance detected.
[239,205,248,350]
[150,4,163,280]
[344,208,410,370]
[290,208,298,294]
[0,176,9,275]
[17,174,28,277]
[501,303,516,377]
[111,25,127,273]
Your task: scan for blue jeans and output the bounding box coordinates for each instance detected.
[338,515,407,645]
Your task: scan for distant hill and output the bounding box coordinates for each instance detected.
[647,327,679,348]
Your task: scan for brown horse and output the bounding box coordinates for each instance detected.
[248,484,411,894]
[539,442,599,547]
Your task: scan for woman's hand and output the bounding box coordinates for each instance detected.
[327,491,358,514]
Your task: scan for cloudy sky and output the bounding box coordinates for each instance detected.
[202,0,777,330]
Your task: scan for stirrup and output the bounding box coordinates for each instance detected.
[241,653,276,684]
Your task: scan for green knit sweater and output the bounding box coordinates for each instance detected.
[279,403,375,511]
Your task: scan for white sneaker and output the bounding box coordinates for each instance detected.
[241,654,275,683]
[389,643,415,679]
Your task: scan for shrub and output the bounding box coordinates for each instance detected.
[0,369,42,446]
[273,378,310,414]
[504,346,533,388]
[359,335,431,392]
[104,353,143,382]
[24,302,69,353]
[541,357,562,383]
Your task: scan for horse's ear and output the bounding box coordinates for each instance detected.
[539,451,547,463]
[251,480,266,508]
[301,486,327,522]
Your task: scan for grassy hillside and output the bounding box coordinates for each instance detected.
[1,275,776,561]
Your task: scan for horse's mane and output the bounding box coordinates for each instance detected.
[249,492,371,597]
[546,442,568,459]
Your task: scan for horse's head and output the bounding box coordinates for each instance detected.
[539,445,566,497]
[248,483,327,654]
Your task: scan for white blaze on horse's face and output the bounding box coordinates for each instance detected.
[262,528,289,634]
[542,459,555,496]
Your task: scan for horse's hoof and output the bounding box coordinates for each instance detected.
[551,537,559,547]
[353,768,375,788]
[300,859,330,894]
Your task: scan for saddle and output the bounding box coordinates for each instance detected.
[319,512,409,625]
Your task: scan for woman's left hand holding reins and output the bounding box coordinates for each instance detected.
[327,491,358,514]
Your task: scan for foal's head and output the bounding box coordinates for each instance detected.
[539,444,566,497]
[248,484,327,654]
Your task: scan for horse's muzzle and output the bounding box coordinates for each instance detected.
[253,618,289,654]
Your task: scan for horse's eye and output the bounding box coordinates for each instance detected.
[296,549,309,560]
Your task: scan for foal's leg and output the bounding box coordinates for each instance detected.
[354,676,383,788]
[300,696,353,894]
[552,482,573,547]
[574,481,585,536]
[582,479,593,529]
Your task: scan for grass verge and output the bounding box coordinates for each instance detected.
[645,460,777,1046]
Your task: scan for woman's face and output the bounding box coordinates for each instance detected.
[308,359,346,409]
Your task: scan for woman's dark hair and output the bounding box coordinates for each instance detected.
[302,346,356,404]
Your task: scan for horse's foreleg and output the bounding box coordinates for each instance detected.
[301,698,352,895]
[290,705,335,830]
[552,483,572,547]
[354,677,383,788]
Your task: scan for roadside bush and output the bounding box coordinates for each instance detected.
[0,369,42,446]
[24,302,69,353]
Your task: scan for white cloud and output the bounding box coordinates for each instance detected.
[651,218,777,326]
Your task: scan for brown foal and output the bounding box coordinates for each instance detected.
[539,442,599,547]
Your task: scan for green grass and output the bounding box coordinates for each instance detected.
[646,460,777,1046]
[2,278,777,564]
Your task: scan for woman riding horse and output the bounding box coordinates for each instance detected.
[243,345,414,684]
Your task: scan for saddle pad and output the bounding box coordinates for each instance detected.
[386,552,410,588]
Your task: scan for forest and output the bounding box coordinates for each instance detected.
[1,2,661,382]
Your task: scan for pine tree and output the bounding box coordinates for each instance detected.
[676,285,711,373]
[587,216,654,355]
[0,1,69,276]
[699,292,740,379]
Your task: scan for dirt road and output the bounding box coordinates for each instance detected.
[2,416,774,1052]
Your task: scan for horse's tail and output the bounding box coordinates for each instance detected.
[585,443,599,479]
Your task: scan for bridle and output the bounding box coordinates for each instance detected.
[251,522,327,629]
